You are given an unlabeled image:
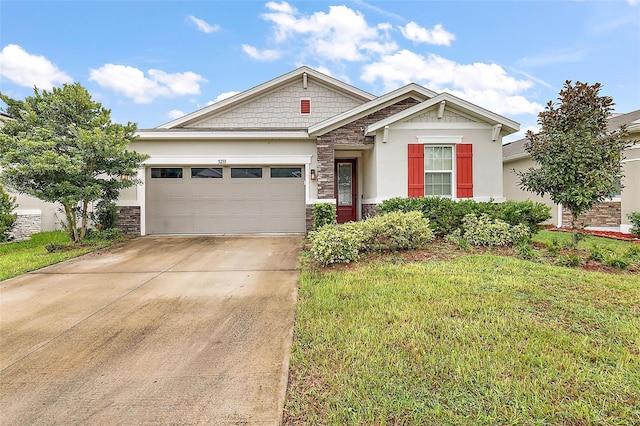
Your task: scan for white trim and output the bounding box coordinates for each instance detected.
[308,83,435,136]
[300,97,311,115]
[309,198,337,204]
[362,198,387,204]
[557,204,563,228]
[143,155,312,166]
[620,224,633,234]
[417,136,464,144]
[136,130,310,140]
[621,157,640,164]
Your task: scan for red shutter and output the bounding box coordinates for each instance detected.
[300,99,310,114]
[408,144,424,197]
[456,144,473,198]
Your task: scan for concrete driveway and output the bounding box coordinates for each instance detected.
[0,236,302,425]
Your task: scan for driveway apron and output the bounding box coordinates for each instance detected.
[0,236,302,425]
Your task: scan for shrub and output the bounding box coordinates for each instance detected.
[444,230,470,250]
[0,187,18,242]
[556,253,583,267]
[628,212,640,237]
[606,256,629,270]
[380,197,550,236]
[362,211,434,251]
[459,214,530,247]
[516,241,538,260]
[45,242,65,253]
[93,200,119,230]
[309,224,364,266]
[313,203,336,230]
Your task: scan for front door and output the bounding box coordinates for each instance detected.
[335,159,357,223]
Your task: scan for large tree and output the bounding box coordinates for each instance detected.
[0,83,148,243]
[518,81,633,248]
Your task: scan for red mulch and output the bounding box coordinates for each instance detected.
[549,227,640,242]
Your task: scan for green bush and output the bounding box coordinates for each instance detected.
[459,214,530,247]
[94,200,119,230]
[380,197,549,236]
[45,242,65,253]
[312,203,336,230]
[361,211,434,251]
[309,223,364,266]
[0,186,18,242]
[628,212,640,236]
[556,253,583,267]
[309,212,434,265]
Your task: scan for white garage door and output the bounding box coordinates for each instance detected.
[146,166,305,234]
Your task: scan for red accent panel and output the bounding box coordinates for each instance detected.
[301,99,310,114]
[456,144,473,198]
[408,144,424,198]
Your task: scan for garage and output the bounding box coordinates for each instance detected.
[145,165,306,234]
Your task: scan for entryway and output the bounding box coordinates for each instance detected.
[335,159,357,223]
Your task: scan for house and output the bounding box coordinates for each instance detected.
[503,109,640,233]
[6,67,520,237]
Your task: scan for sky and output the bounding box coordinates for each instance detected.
[1,0,639,142]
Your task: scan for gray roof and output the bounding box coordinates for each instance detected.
[503,109,640,161]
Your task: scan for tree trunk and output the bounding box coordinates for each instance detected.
[63,204,79,244]
[571,212,579,249]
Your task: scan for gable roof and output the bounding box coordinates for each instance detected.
[365,92,520,135]
[308,83,437,136]
[503,109,640,162]
[156,66,375,130]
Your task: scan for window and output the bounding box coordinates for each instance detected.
[151,167,183,178]
[424,146,453,196]
[231,167,262,178]
[270,167,302,178]
[300,99,310,114]
[191,167,223,178]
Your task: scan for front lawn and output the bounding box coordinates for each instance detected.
[0,231,115,281]
[284,251,640,424]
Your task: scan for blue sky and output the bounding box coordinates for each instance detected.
[1,0,638,142]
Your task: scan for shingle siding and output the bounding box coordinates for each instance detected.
[187,80,365,129]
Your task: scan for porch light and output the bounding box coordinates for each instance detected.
[120,174,130,181]
[310,169,316,180]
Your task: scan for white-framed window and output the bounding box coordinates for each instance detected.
[424,145,453,197]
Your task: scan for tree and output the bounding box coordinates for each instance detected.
[0,83,149,243]
[517,81,633,248]
[0,185,17,242]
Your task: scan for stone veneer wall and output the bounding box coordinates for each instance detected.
[305,204,314,232]
[316,98,421,199]
[561,201,621,228]
[361,203,381,219]
[9,212,42,241]
[116,206,141,235]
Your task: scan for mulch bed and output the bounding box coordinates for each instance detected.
[549,227,640,242]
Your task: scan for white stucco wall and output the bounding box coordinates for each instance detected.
[365,125,504,204]
[621,146,640,232]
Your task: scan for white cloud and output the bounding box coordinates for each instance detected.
[399,22,456,46]
[89,64,207,103]
[188,15,220,33]
[242,44,282,61]
[208,91,240,105]
[260,2,397,62]
[167,109,185,120]
[362,50,542,116]
[0,44,72,89]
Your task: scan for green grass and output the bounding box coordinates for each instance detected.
[533,229,634,254]
[284,254,640,425]
[0,231,113,281]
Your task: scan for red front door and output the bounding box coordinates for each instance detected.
[335,159,357,223]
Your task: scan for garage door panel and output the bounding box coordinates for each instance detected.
[146,166,305,234]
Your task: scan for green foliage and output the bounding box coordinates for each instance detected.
[517,81,636,248]
[361,211,434,251]
[606,256,629,270]
[0,83,149,244]
[93,199,119,230]
[309,212,434,265]
[555,253,583,267]
[312,203,336,230]
[458,214,530,247]
[444,230,471,250]
[380,197,549,236]
[86,227,123,241]
[516,240,538,260]
[0,186,18,242]
[309,223,364,266]
[628,212,640,236]
[45,242,65,253]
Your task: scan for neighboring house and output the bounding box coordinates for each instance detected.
[5,66,520,237]
[503,109,640,233]
[117,66,519,235]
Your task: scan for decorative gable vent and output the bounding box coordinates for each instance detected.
[300,99,311,114]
